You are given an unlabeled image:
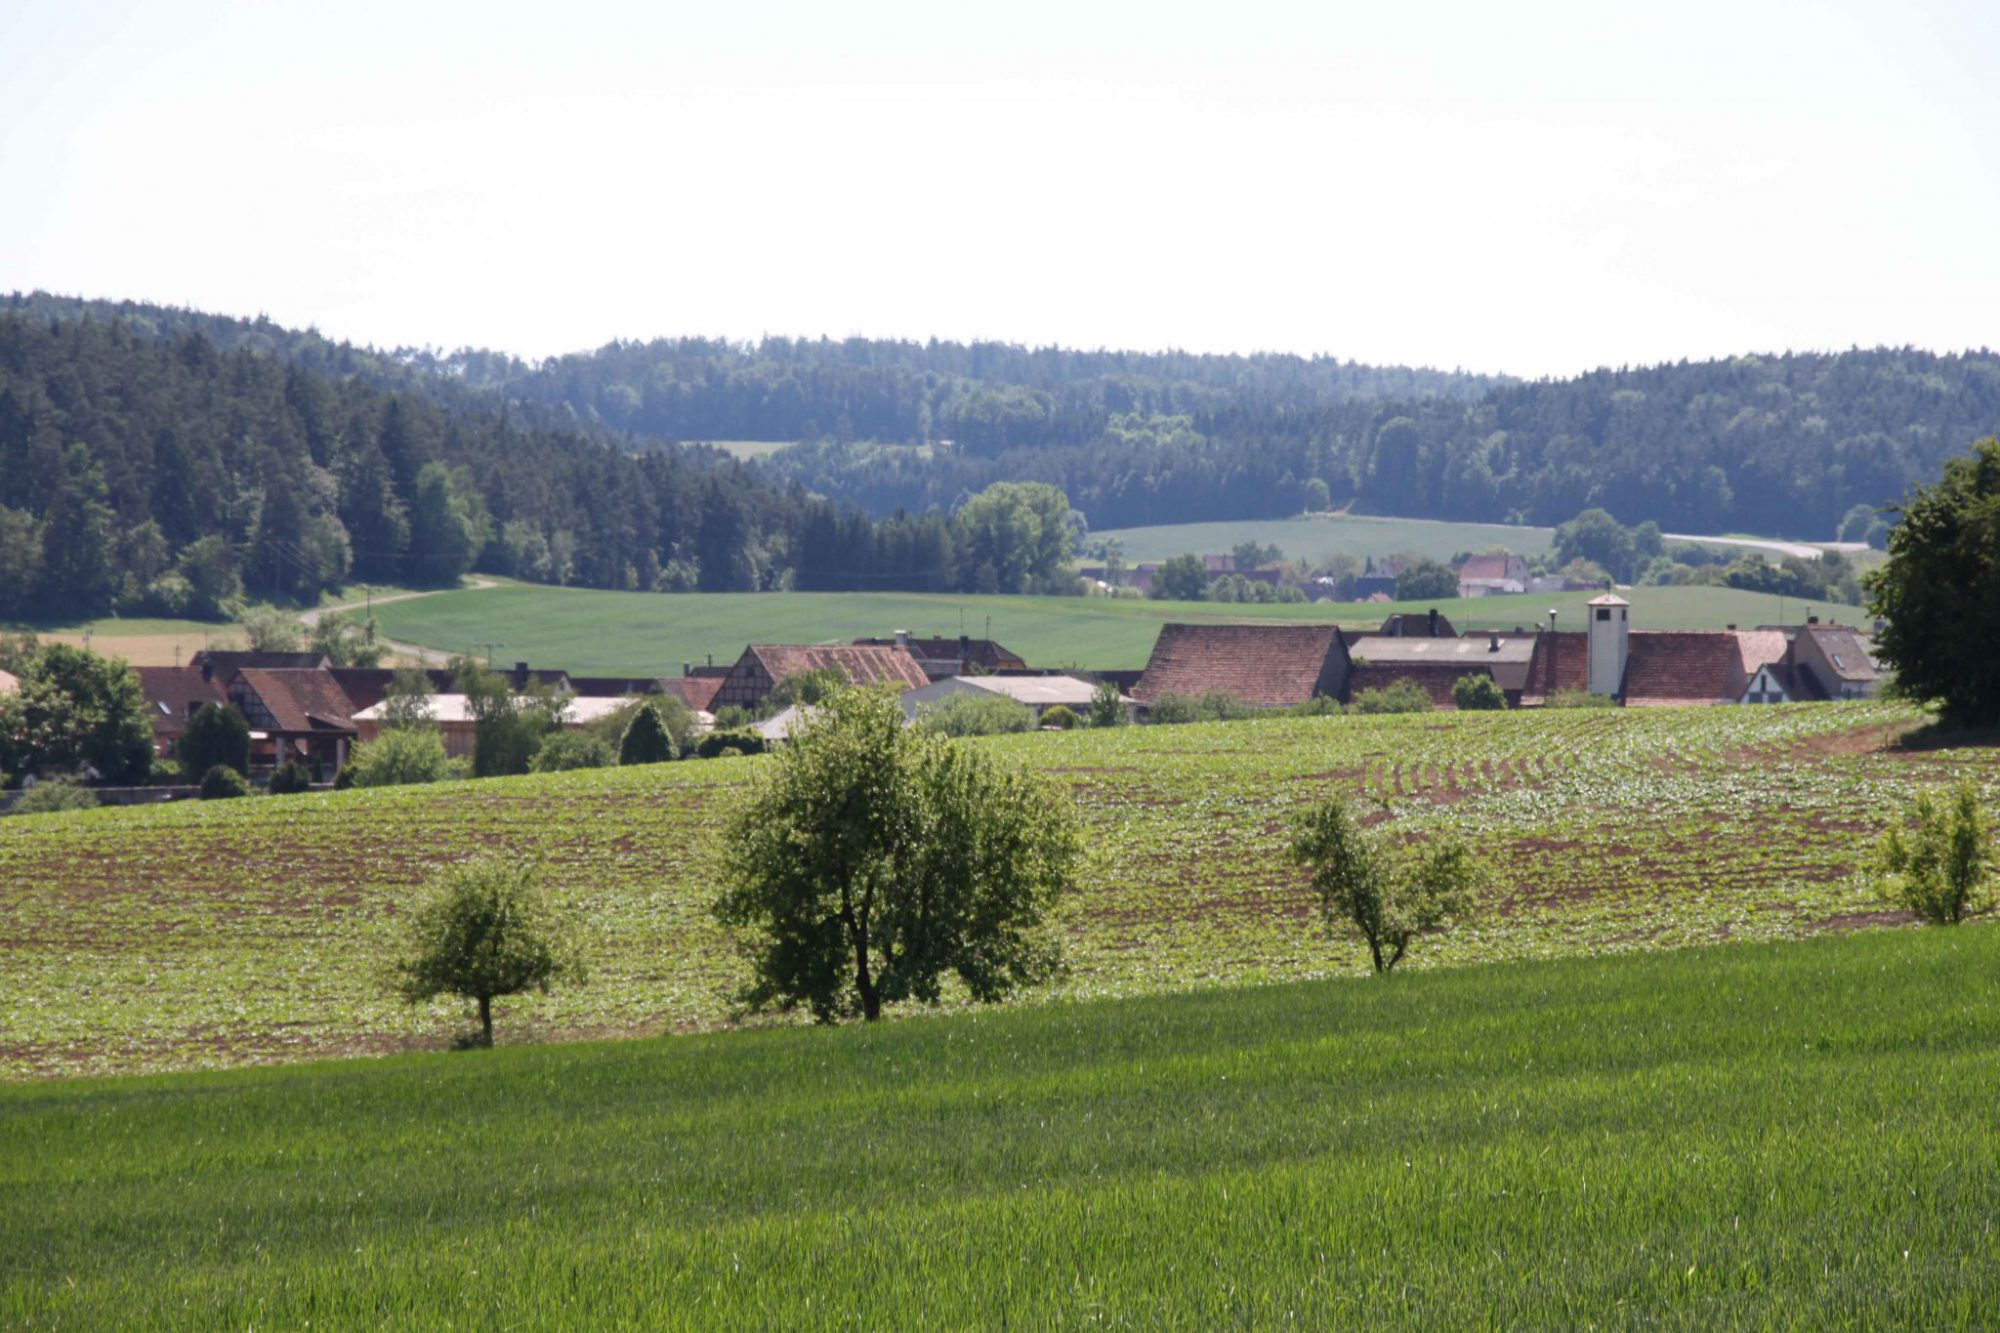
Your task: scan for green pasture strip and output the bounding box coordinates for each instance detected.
[1095,513,1558,563]
[4,702,1994,1082]
[369,583,1844,676]
[1,926,1994,1326]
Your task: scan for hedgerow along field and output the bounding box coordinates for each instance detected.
[4,926,1995,1326]
[367,582,1838,675]
[4,701,1993,1082]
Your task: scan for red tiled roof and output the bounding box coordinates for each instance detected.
[0,667,18,696]
[747,645,931,691]
[235,668,360,733]
[134,666,227,737]
[664,675,725,712]
[1734,631,1790,677]
[1620,632,1748,706]
[1132,623,1348,708]
[1347,662,1489,709]
[1803,626,1880,682]
[1456,554,1518,582]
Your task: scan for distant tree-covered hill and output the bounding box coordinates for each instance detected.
[753,349,2000,536]
[0,311,840,618]
[10,294,1997,613]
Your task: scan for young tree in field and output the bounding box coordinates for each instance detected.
[1866,438,2000,727]
[714,687,1082,1022]
[1451,675,1507,711]
[1875,781,1992,924]
[617,701,677,765]
[1088,679,1126,727]
[392,859,582,1048]
[1289,797,1478,973]
[178,702,251,782]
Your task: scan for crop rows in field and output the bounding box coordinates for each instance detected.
[2,701,1993,1079]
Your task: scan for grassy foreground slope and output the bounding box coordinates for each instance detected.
[4,927,1996,1326]
[369,583,1839,675]
[6,702,1995,1081]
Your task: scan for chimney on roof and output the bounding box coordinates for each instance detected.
[894,629,909,650]
[1428,608,1439,635]
[683,661,691,677]
[1726,623,1737,631]
[1807,615,1819,625]
[1488,632,1500,652]
[959,632,971,656]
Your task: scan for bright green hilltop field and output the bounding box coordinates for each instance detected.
[370,582,1838,675]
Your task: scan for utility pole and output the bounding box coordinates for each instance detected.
[474,641,505,668]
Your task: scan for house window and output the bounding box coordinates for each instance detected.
[1595,608,1610,622]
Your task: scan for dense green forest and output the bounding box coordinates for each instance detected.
[0,307,1087,616]
[753,351,2000,535]
[6,293,1997,618]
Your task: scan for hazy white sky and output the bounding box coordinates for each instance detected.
[3,0,1996,377]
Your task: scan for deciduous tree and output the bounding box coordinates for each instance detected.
[1289,798,1478,972]
[714,687,1081,1022]
[392,859,582,1047]
[1866,439,2000,726]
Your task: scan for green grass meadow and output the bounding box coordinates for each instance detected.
[3,926,1995,1326]
[369,583,1847,675]
[1095,513,1559,563]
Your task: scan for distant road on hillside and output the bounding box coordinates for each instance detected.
[1664,534,1869,562]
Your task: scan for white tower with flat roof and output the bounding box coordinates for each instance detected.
[1587,594,1630,696]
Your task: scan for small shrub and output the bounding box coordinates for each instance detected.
[267,761,313,795]
[333,765,356,791]
[1876,781,1992,924]
[1290,695,1344,718]
[696,729,768,759]
[1148,692,1260,725]
[199,764,251,800]
[1039,705,1080,730]
[713,705,755,731]
[11,778,99,815]
[1545,689,1617,709]
[1451,675,1507,711]
[533,731,618,773]
[617,702,677,765]
[917,692,1036,738]
[1349,680,1435,715]
[1087,680,1126,727]
[346,727,459,788]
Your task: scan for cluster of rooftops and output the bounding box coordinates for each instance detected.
[127,605,1882,778]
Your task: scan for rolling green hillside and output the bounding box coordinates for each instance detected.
[4,926,1994,1326]
[369,583,1855,675]
[6,702,1989,1083]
